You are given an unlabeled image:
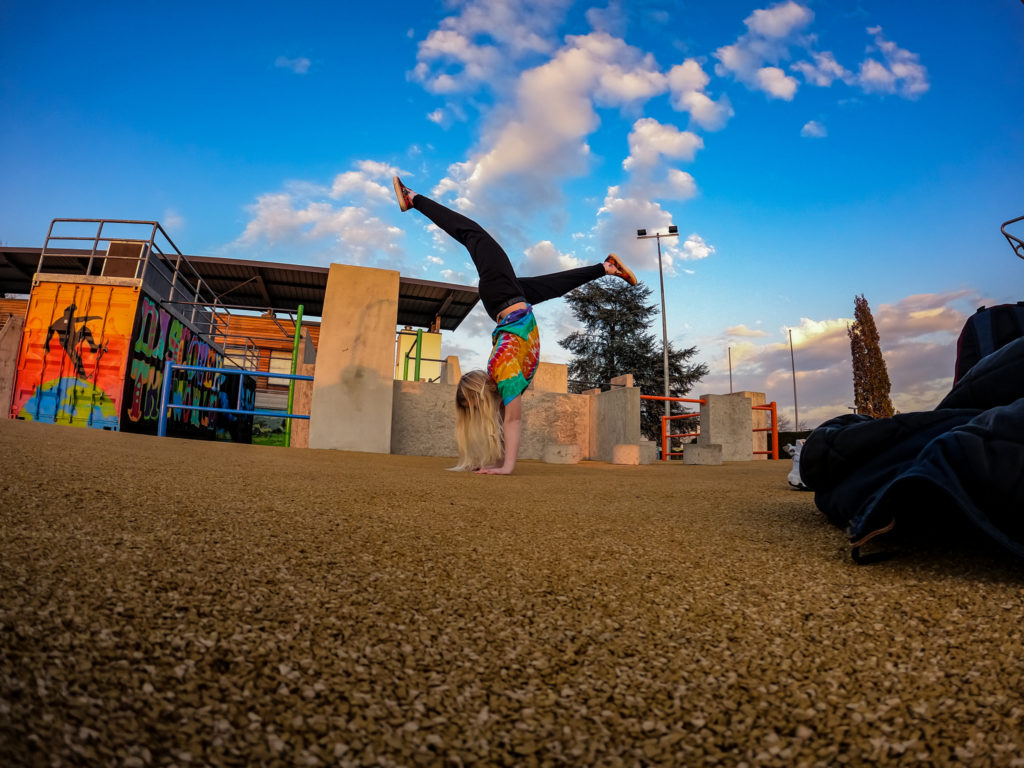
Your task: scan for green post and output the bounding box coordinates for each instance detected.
[414,329,423,381]
[285,304,304,447]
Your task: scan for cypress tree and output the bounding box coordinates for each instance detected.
[848,294,894,418]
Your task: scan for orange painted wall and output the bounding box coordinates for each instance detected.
[9,281,137,428]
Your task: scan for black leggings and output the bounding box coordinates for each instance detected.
[413,194,607,321]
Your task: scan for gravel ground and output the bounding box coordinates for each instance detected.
[2,417,1023,767]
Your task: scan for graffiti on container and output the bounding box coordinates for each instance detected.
[9,282,131,429]
[45,303,108,379]
[124,295,223,429]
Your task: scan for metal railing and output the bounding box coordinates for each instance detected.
[157,362,312,438]
[640,395,779,460]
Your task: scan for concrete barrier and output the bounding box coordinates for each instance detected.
[309,265,400,453]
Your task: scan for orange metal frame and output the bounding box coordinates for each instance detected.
[640,395,779,461]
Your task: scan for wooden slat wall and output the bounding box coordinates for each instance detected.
[0,298,29,331]
[216,314,321,353]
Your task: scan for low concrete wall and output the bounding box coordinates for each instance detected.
[390,379,459,458]
[0,315,25,418]
[390,381,590,462]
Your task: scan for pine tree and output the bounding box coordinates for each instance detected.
[848,294,895,418]
[559,280,709,441]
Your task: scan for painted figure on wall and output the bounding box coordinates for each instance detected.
[45,303,106,378]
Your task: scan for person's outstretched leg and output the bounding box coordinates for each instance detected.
[518,254,637,305]
[394,177,524,321]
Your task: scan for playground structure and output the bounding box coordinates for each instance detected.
[1,219,775,464]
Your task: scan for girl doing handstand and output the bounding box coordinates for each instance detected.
[394,177,637,474]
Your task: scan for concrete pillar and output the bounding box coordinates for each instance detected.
[531,362,568,393]
[309,264,400,453]
[289,362,315,449]
[698,393,754,461]
[440,355,462,386]
[737,390,767,460]
[588,386,641,462]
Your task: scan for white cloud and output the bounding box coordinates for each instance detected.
[667,60,734,130]
[427,109,446,124]
[232,160,409,266]
[522,240,582,273]
[162,209,185,233]
[801,120,827,138]
[713,1,813,99]
[622,118,703,171]
[411,0,573,94]
[792,51,851,87]
[275,56,311,75]
[435,32,671,213]
[856,27,929,98]
[725,324,768,338]
[755,66,799,100]
[680,233,714,260]
[746,0,814,38]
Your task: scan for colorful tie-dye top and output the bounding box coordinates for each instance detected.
[487,306,540,406]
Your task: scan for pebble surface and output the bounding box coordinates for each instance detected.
[2,418,1023,767]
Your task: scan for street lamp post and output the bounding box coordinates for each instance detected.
[637,226,679,425]
[728,345,733,393]
[788,328,799,431]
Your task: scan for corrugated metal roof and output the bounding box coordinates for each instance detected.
[0,247,479,331]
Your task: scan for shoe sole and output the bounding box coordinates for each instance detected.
[606,254,637,285]
[393,177,411,212]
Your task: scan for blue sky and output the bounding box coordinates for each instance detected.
[3,0,1022,427]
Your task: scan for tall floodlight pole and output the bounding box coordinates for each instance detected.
[637,226,679,424]
[728,346,733,393]
[789,328,799,430]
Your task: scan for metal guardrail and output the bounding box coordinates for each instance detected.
[640,395,779,460]
[157,362,312,438]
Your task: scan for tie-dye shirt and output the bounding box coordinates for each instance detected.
[488,306,540,406]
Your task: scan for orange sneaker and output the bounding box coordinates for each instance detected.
[393,176,415,212]
[605,253,637,285]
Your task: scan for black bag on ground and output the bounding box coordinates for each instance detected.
[954,302,1024,383]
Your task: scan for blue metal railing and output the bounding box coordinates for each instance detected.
[157,362,313,438]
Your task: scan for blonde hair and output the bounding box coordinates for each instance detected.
[451,370,504,471]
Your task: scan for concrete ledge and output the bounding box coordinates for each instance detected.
[683,443,723,465]
[639,440,658,465]
[543,444,582,464]
[612,444,640,465]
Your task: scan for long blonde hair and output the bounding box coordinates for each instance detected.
[451,370,504,471]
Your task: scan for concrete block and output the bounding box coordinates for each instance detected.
[639,440,658,465]
[543,444,582,464]
[589,386,641,462]
[609,373,634,388]
[390,380,459,457]
[683,443,722,465]
[699,393,755,461]
[531,362,568,393]
[520,390,588,461]
[440,356,462,386]
[309,264,400,453]
[612,443,639,465]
